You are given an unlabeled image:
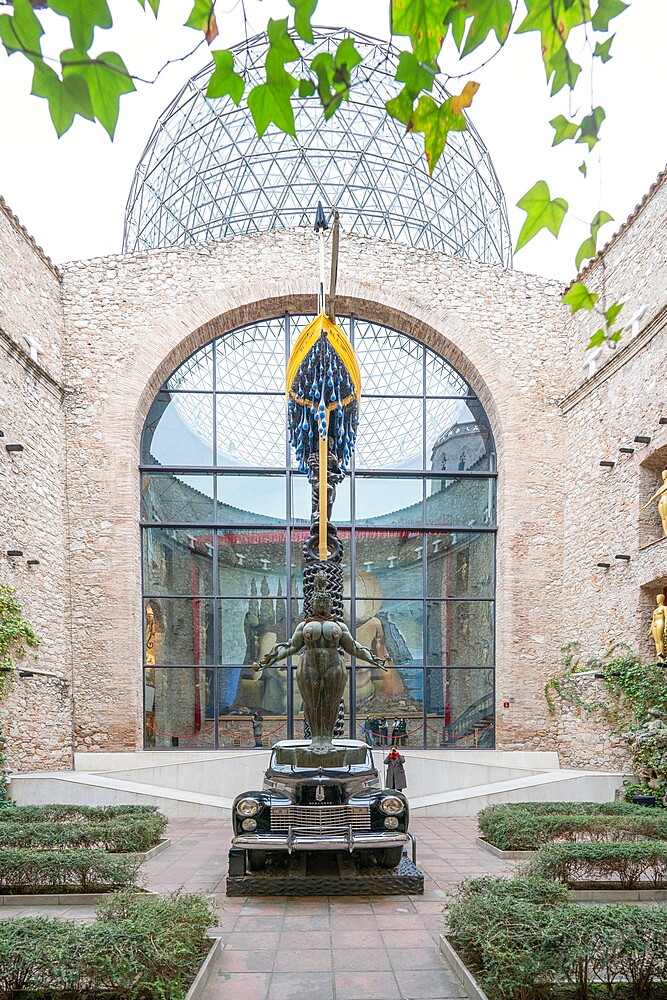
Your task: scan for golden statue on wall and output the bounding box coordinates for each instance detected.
[648,594,666,660]
[641,470,667,537]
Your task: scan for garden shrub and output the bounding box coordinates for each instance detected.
[0,848,142,893]
[448,876,667,999]
[0,803,163,823]
[525,840,667,888]
[478,803,667,850]
[0,890,216,999]
[0,815,167,852]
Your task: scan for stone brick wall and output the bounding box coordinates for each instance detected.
[60,229,570,754]
[0,200,73,771]
[552,170,667,768]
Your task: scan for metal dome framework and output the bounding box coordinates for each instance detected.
[124,28,512,266]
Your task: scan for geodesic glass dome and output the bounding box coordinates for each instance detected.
[124,27,511,266]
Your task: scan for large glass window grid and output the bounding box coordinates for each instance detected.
[141,315,496,750]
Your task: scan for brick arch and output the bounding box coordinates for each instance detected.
[131,283,507,458]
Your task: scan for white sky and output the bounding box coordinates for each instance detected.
[0,0,665,279]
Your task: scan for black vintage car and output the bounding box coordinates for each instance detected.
[231,739,409,870]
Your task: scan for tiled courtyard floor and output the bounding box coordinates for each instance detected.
[0,817,513,999]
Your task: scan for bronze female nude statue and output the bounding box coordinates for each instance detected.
[254,571,385,751]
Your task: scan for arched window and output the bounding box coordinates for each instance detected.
[140,315,496,750]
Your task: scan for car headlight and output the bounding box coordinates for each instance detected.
[236,796,262,817]
[384,816,399,829]
[241,818,257,831]
[379,795,404,816]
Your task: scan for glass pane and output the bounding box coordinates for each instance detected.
[424,476,495,527]
[426,532,494,599]
[219,598,287,665]
[356,322,423,396]
[144,598,214,665]
[426,601,494,667]
[355,397,423,470]
[217,667,289,747]
[143,528,214,595]
[355,476,423,526]
[291,473,351,525]
[356,667,424,749]
[425,350,470,396]
[217,474,286,523]
[355,599,423,666]
[355,529,423,599]
[141,472,214,523]
[425,668,494,748]
[426,399,495,472]
[142,391,213,466]
[216,319,285,393]
[145,667,215,749]
[290,529,352,598]
[218,528,286,597]
[217,394,285,467]
[165,343,213,391]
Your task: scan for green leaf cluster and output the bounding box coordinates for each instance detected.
[247,18,300,138]
[549,107,606,149]
[307,35,362,120]
[407,93,466,175]
[0,0,134,137]
[391,0,513,62]
[0,890,216,999]
[0,585,40,695]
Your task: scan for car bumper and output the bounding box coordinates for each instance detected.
[232,830,410,853]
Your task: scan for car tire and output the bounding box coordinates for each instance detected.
[247,850,267,872]
[375,847,404,869]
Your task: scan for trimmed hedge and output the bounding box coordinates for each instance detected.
[480,801,648,817]
[525,840,667,888]
[0,890,216,999]
[478,803,667,850]
[448,875,667,999]
[0,804,162,824]
[0,815,167,853]
[0,848,142,893]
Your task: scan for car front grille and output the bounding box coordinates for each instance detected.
[270,805,371,833]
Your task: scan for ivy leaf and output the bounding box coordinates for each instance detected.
[594,34,614,62]
[562,282,598,313]
[517,0,589,90]
[587,329,606,349]
[515,180,568,253]
[461,0,513,57]
[49,0,111,52]
[443,2,468,47]
[391,0,454,61]
[577,106,605,150]
[550,114,578,146]
[548,44,582,94]
[395,50,436,97]
[248,77,298,136]
[288,0,317,44]
[136,0,161,16]
[61,49,135,138]
[605,301,623,325]
[298,78,316,98]
[386,86,414,126]
[0,0,43,57]
[185,0,217,42]
[575,209,613,269]
[310,37,361,119]
[591,0,628,32]
[266,16,300,68]
[336,36,362,72]
[31,58,93,135]
[408,94,466,175]
[206,50,244,105]
[450,80,479,115]
[579,161,587,177]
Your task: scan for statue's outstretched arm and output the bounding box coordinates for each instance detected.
[339,626,387,669]
[641,483,667,509]
[254,625,304,669]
